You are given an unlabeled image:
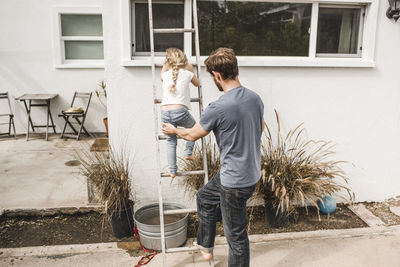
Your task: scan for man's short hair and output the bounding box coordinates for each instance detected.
[204,48,238,80]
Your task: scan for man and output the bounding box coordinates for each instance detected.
[162,48,264,267]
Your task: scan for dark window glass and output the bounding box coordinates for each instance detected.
[134,3,184,52]
[317,8,361,55]
[196,1,311,56]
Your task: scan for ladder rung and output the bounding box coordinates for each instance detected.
[164,208,196,215]
[154,98,200,104]
[153,28,195,34]
[166,246,199,253]
[161,170,205,177]
[158,134,182,140]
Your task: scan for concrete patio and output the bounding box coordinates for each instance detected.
[0,135,95,210]
[1,225,400,267]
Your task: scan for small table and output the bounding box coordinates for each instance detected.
[16,94,58,141]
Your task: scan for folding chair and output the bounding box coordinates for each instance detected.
[0,92,16,138]
[58,92,92,141]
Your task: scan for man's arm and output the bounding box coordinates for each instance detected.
[162,122,208,142]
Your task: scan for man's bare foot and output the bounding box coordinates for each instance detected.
[185,156,195,161]
[193,242,213,261]
[200,250,213,261]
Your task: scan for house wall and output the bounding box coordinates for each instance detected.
[2,0,397,206]
[103,0,400,206]
[0,0,106,135]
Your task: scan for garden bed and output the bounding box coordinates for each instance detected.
[0,204,366,250]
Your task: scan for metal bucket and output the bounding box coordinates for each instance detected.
[134,203,189,250]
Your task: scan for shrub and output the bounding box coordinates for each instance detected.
[179,138,220,198]
[76,146,133,214]
[254,110,354,218]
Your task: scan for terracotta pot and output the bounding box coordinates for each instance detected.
[103,117,108,137]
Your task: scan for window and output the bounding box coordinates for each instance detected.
[132,2,184,54]
[52,6,104,68]
[317,6,364,57]
[123,0,378,67]
[197,2,312,56]
[61,14,104,60]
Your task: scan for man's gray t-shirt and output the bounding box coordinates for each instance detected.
[200,86,264,188]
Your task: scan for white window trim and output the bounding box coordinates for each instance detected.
[52,6,104,69]
[121,0,378,68]
[131,0,186,56]
[315,4,365,58]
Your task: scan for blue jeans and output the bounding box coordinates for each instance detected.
[196,173,256,267]
[161,107,196,174]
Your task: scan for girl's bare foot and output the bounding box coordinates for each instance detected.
[168,170,176,178]
[185,156,195,161]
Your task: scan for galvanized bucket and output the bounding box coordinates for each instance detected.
[134,203,189,250]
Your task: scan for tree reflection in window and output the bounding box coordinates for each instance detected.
[196,1,312,56]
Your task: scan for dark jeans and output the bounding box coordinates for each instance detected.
[196,173,256,267]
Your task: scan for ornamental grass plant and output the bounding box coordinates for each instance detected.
[253,110,354,221]
[76,145,133,215]
[179,138,220,198]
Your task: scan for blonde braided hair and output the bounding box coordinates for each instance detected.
[165,48,188,95]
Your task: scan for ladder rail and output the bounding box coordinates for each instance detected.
[147,0,167,266]
[148,0,212,266]
[193,0,210,186]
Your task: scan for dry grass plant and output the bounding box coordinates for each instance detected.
[179,138,220,198]
[76,145,133,215]
[254,110,354,219]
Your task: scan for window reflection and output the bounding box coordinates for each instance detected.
[197,1,312,56]
[317,7,361,55]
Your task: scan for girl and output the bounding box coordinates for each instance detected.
[160,48,200,178]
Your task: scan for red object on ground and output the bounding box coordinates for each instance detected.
[133,227,157,267]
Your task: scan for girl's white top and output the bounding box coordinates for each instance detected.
[161,68,194,110]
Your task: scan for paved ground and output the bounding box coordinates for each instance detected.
[0,135,93,210]
[1,226,400,267]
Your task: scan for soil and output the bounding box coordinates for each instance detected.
[0,204,366,252]
[363,196,400,225]
[187,204,367,237]
[0,212,136,249]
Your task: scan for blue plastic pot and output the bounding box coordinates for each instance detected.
[318,196,337,215]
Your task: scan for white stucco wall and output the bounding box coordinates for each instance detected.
[103,0,400,205]
[0,0,106,134]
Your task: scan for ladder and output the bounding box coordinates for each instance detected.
[147,0,214,266]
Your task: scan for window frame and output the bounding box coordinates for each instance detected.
[316,4,365,58]
[121,0,378,68]
[131,0,185,56]
[52,6,104,69]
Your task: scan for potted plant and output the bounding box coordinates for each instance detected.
[253,110,354,227]
[77,145,134,239]
[95,80,108,137]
